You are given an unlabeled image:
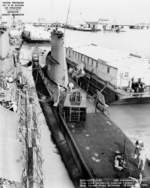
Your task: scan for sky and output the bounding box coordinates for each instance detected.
[1,0,150,24]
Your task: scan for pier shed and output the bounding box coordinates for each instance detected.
[85,21,101,31]
[66,45,150,89]
[66,46,118,88]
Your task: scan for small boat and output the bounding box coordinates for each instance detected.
[113,85,150,105]
[22,24,51,42]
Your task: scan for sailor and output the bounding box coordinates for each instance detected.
[114,150,126,171]
[134,140,146,183]
[94,89,108,113]
[137,78,144,93]
[134,140,142,159]
[131,78,136,93]
[68,82,74,91]
[139,143,146,169]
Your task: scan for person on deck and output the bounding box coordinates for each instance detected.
[68,82,74,91]
[134,140,146,184]
[94,89,108,113]
[114,150,126,171]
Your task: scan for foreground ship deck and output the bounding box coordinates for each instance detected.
[68,111,137,178]
[61,87,140,178]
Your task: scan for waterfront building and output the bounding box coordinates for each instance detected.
[66,45,150,89]
[85,20,102,31]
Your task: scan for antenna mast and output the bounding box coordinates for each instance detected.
[64,0,72,38]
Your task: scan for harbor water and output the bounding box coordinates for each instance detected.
[64,29,150,156]
[64,29,150,59]
[109,103,150,158]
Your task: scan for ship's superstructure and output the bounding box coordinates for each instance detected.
[22,24,51,42]
[63,89,87,122]
[47,30,69,88]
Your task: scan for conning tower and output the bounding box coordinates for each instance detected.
[47,29,68,88]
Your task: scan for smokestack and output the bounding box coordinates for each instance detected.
[47,29,68,88]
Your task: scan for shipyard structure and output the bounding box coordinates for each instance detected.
[0,24,150,188]
[66,45,150,105]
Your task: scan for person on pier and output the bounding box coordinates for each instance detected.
[137,78,145,93]
[134,140,146,184]
[131,78,137,93]
[131,78,145,93]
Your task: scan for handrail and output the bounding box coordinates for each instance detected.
[120,91,150,98]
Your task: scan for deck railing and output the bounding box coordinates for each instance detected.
[120,85,150,98]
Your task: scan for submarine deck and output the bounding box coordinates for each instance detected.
[30,44,150,187]
[64,87,150,186]
[66,89,139,179]
[35,47,143,180]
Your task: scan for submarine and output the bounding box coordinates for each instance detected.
[31,28,150,188]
